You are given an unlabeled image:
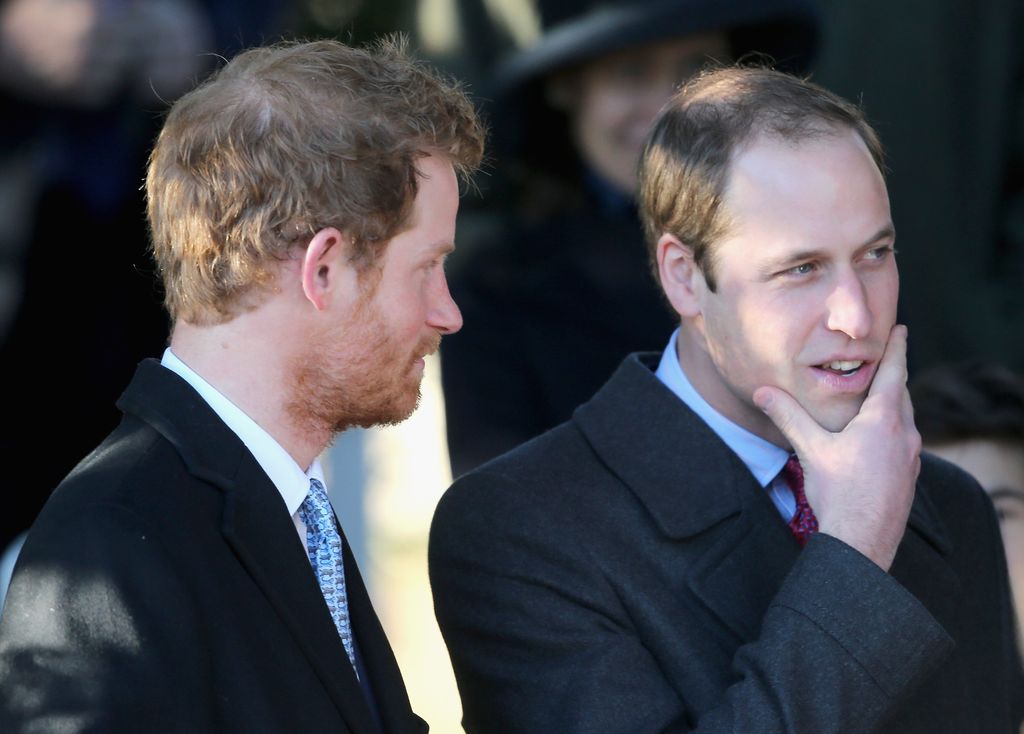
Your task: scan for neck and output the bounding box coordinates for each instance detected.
[675,323,789,448]
[169,312,328,471]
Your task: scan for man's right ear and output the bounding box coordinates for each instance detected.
[300,226,354,311]
[656,233,704,318]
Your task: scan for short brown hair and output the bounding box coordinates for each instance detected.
[638,65,884,290]
[147,37,484,325]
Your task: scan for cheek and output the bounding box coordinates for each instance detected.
[866,265,900,325]
[1001,519,1024,611]
[701,294,784,389]
[723,290,800,361]
[373,274,424,330]
[1003,517,1024,567]
[577,86,636,142]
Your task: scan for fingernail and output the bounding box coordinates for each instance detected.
[753,391,773,412]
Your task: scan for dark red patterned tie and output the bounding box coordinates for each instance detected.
[782,455,818,547]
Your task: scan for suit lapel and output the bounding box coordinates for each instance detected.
[119,360,382,734]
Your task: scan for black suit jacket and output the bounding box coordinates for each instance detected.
[430,353,1024,733]
[0,360,426,734]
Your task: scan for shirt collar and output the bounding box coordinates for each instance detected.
[654,330,789,488]
[160,348,320,515]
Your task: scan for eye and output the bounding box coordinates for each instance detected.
[782,261,817,277]
[865,245,895,262]
[606,57,652,84]
[994,501,1021,522]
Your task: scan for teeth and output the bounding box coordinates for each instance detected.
[823,360,863,371]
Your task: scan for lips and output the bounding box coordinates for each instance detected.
[817,359,864,376]
[809,356,877,394]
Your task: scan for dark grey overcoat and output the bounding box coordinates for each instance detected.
[430,353,1024,733]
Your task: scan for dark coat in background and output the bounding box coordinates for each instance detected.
[443,195,674,477]
[430,354,1024,733]
[812,0,1024,376]
[0,360,425,734]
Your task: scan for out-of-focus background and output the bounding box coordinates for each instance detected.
[1,1,1022,732]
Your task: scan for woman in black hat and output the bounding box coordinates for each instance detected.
[442,0,819,477]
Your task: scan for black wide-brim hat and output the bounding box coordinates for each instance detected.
[479,0,821,180]
[494,0,820,98]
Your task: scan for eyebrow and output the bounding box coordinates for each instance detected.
[756,223,897,277]
[429,241,456,257]
[989,487,1024,505]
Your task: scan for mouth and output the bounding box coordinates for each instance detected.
[815,359,864,377]
[808,358,877,394]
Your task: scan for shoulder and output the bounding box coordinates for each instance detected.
[52,416,185,513]
[431,418,634,550]
[23,413,204,572]
[438,421,603,513]
[917,450,996,520]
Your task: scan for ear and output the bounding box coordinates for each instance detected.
[656,232,705,318]
[300,227,348,311]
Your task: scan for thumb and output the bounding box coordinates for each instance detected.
[753,385,823,454]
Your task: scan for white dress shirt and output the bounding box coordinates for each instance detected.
[654,330,797,521]
[161,348,321,547]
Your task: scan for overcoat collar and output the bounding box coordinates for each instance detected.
[117,359,420,734]
[573,354,958,641]
[572,353,952,556]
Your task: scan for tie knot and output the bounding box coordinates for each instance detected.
[307,477,329,503]
[781,455,804,494]
[302,478,334,529]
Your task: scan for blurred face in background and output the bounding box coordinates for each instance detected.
[548,32,729,195]
[926,438,1024,645]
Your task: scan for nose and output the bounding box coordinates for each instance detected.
[428,276,463,335]
[825,271,872,340]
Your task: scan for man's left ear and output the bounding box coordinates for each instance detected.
[656,233,705,318]
[300,227,348,311]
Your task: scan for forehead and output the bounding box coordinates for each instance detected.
[716,130,891,257]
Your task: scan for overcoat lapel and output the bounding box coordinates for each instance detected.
[119,360,381,734]
[222,461,381,734]
[573,354,798,641]
[574,353,959,644]
[343,538,426,734]
[891,476,960,633]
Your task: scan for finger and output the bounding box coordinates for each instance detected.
[899,380,916,424]
[753,385,825,453]
[866,324,909,398]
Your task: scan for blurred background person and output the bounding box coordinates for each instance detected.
[911,360,1024,647]
[0,0,298,566]
[439,0,820,477]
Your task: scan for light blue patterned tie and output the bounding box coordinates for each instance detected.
[299,477,357,672]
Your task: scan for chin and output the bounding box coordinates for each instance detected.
[344,384,423,430]
[809,401,863,434]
